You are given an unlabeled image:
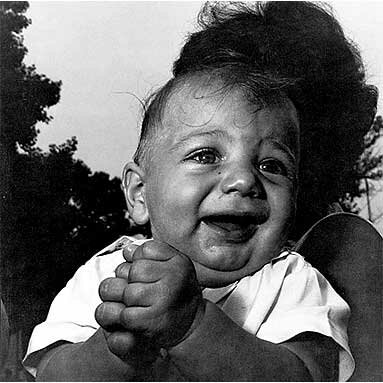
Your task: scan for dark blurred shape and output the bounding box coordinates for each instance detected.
[0,298,9,369]
[1,138,131,348]
[295,213,383,381]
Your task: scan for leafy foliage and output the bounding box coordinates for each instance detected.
[338,115,383,213]
[356,115,383,182]
[2,139,129,336]
[0,3,130,353]
[0,2,61,150]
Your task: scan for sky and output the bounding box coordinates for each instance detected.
[23,1,383,180]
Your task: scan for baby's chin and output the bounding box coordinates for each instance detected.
[193,259,264,289]
[190,243,278,288]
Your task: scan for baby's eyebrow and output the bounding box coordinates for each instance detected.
[169,129,229,152]
[261,137,297,164]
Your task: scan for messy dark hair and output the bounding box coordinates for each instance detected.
[134,1,377,239]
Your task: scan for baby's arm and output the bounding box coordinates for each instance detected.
[116,240,338,381]
[35,306,337,381]
[35,240,202,381]
[168,301,339,381]
[35,240,338,381]
[35,301,158,380]
[35,328,138,381]
[35,249,156,381]
[35,286,160,380]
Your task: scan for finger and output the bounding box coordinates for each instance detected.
[132,240,174,262]
[123,282,160,307]
[106,331,159,364]
[115,262,131,280]
[106,330,137,358]
[122,242,139,262]
[120,306,160,333]
[128,259,162,283]
[99,277,128,302]
[95,301,125,330]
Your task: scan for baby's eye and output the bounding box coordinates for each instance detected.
[258,159,287,175]
[185,148,221,165]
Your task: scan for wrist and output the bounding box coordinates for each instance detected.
[183,297,207,343]
[165,300,226,380]
[168,298,206,349]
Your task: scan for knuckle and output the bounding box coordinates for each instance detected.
[129,259,153,281]
[120,307,152,333]
[115,262,130,279]
[123,284,142,306]
[178,252,191,268]
[157,282,172,305]
[96,302,127,331]
[122,287,130,306]
[180,257,196,279]
[120,307,139,329]
[141,241,157,257]
[119,308,131,327]
[122,285,134,306]
[128,261,141,281]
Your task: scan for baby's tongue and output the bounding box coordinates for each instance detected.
[205,216,253,230]
[203,215,258,242]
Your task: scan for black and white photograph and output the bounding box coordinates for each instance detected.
[1,1,382,381]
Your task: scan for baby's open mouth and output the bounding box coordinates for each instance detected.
[202,215,258,242]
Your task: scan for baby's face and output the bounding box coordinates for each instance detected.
[143,82,299,287]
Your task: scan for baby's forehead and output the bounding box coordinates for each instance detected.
[159,77,299,136]
[146,93,298,172]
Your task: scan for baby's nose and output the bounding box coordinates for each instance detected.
[220,165,264,198]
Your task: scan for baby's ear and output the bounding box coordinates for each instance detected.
[122,162,149,226]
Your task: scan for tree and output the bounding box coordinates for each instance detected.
[2,138,129,339]
[0,2,61,151]
[1,1,60,332]
[356,116,383,181]
[353,115,383,219]
[0,3,131,363]
[0,2,61,214]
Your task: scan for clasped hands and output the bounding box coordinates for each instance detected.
[95,240,205,364]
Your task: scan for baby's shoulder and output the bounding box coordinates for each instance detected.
[269,250,314,275]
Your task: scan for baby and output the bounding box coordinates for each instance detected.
[24,2,377,381]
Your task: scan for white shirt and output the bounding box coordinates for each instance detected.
[23,236,354,380]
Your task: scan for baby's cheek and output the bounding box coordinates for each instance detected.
[274,184,297,217]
